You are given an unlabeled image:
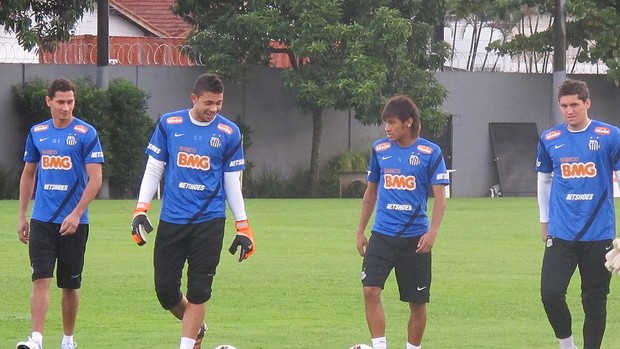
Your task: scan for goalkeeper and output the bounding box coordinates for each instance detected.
[536,79,620,349]
[131,73,255,349]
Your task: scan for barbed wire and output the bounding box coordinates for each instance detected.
[0,40,610,74]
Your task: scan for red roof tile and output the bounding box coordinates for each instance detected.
[110,0,192,38]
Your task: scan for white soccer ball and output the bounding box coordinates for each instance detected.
[349,345,373,349]
[214,345,237,349]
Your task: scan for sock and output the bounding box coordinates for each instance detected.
[372,336,387,349]
[31,332,43,346]
[406,343,421,349]
[62,335,74,345]
[558,335,576,349]
[179,336,196,349]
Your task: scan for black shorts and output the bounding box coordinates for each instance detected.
[28,219,89,289]
[361,231,431,303]
[154,218,225,307]
[541,236,612,298]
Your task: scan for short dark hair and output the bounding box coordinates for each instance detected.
[193,73,224,95]
[558,79,590,102]
[381,95,421,133]
[47,79,75,99]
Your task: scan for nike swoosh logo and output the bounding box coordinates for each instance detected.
[382,156,392,160]
[39,138,48,142]
[416,286,427,291]
[174,133,185,137]
[554,144,565,149]
[607,245,613,251]
[71,274,81,279]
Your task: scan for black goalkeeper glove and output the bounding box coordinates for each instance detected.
[131,202,153,246]
[228,220,255,262]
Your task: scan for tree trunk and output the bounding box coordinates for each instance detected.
[309,109,323,197]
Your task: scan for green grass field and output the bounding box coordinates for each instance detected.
[1,198,619,349]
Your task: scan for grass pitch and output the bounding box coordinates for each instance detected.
[1,198,619,348]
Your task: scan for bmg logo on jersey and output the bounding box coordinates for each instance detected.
[177,152,211,170]
[42,155,72,170]
[383,174,416,190]
[560,162,597,178]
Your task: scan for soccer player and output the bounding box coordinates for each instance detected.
[130,73,255,349]
[536,79,620,349]
[16,78,105,349]
[355,95,448,349]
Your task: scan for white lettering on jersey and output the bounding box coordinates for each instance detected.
[91,151,104,159]
[44,184,69,191]
[178,182,206,191]
[566,193,594,200]
[147,143,161,154]
[229,159,244,167]
[386,203,413,211]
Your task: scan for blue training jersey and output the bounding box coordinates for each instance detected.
[146,110,244,224]
[368,137,449,237]
[23,118,105,224]
[536,120,620,241]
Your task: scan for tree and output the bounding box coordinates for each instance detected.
[484,0,620,80]
[0,0,94,52]
[174,0,450,196]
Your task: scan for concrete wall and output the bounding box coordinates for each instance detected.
[2,63,619,197]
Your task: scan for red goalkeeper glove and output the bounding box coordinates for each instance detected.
[131,202,153,246]
[228,220,255,262]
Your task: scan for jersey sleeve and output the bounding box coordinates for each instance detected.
[145,119,169,161]
[367,147,380,183]
[610,126,620,171]
[83,129,105,164]
[22,131,40,163]
[223,124,245,172]
[429,149,449,185]
[536,136,553,173]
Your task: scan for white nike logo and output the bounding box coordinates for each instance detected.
[382,156,392,160]
[39,137,48,142]
[554,144,565,149]
[606,245,613,251]
[71,274,81,279]
[174,133,185,137]
[416,286,427,291]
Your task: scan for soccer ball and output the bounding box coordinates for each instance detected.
[214,346,237,349]
[349,345,373,349]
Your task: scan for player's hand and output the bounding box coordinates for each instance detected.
[356,232,368,256]
[605,238,620,275]
[17,216,30,244]
[228,220,255,262]
[131,202,153,246]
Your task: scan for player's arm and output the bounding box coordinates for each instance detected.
[416,184,446,253]
[604,170,620,275]
[131,156,164,245]
[356,181,378,256]
[537,171,552,241]
[17,162,37,244]
[60,162,103,235]
[224,171,255,261]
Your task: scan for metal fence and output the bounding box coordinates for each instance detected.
[0,40,610,74]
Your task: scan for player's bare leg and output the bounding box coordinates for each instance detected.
[364,286,387,348]
[407,302,427,346]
